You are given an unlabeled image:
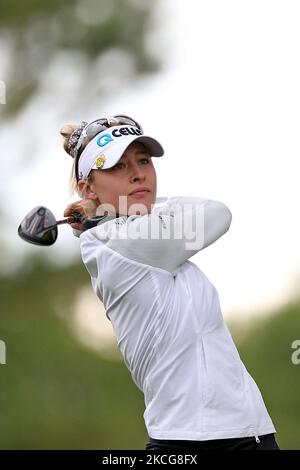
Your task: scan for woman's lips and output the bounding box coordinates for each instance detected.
[129,190,149,197]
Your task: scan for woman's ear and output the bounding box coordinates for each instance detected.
[77,179,99,202]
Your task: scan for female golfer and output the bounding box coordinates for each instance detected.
[61,115,279,451]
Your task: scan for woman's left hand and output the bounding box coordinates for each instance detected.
[64,198,99,231]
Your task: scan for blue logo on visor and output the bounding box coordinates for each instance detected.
[97,134,113,147]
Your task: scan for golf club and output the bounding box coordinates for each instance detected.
[17,206,83,246]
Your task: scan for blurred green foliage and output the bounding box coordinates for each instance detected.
[0,256,148,449]
[0,256,299,449]
[230,302,300,450]
[0,0,160,116]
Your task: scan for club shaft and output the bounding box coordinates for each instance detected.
[56,216,76,226]
[40,216,77,233]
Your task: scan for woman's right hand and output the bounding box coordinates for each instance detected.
[64,198,99,231]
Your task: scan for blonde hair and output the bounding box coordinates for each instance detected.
[60,121,92,197]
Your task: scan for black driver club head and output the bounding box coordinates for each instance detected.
[18,206,58,246]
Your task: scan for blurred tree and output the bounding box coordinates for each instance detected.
[230,302,300,450]
[0,258,148,449]
[0,0,160,117]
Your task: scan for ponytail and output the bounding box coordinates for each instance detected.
[60,121,88,197]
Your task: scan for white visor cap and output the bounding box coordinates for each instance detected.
[77,125,164,180]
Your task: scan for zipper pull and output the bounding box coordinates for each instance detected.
[255,435,260,444]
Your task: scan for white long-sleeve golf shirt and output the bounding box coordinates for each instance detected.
[75,196,276,441]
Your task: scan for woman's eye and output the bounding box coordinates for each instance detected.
[114,163,125,169]
[113,158,150,170]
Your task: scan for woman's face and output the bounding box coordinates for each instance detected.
[78,141,157,216]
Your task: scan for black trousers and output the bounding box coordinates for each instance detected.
[145,433,280,451]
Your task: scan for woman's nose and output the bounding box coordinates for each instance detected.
[130,163,146,181]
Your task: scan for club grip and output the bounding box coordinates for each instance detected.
[70,211,83,223]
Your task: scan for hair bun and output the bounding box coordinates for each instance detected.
[60,121,87,158]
